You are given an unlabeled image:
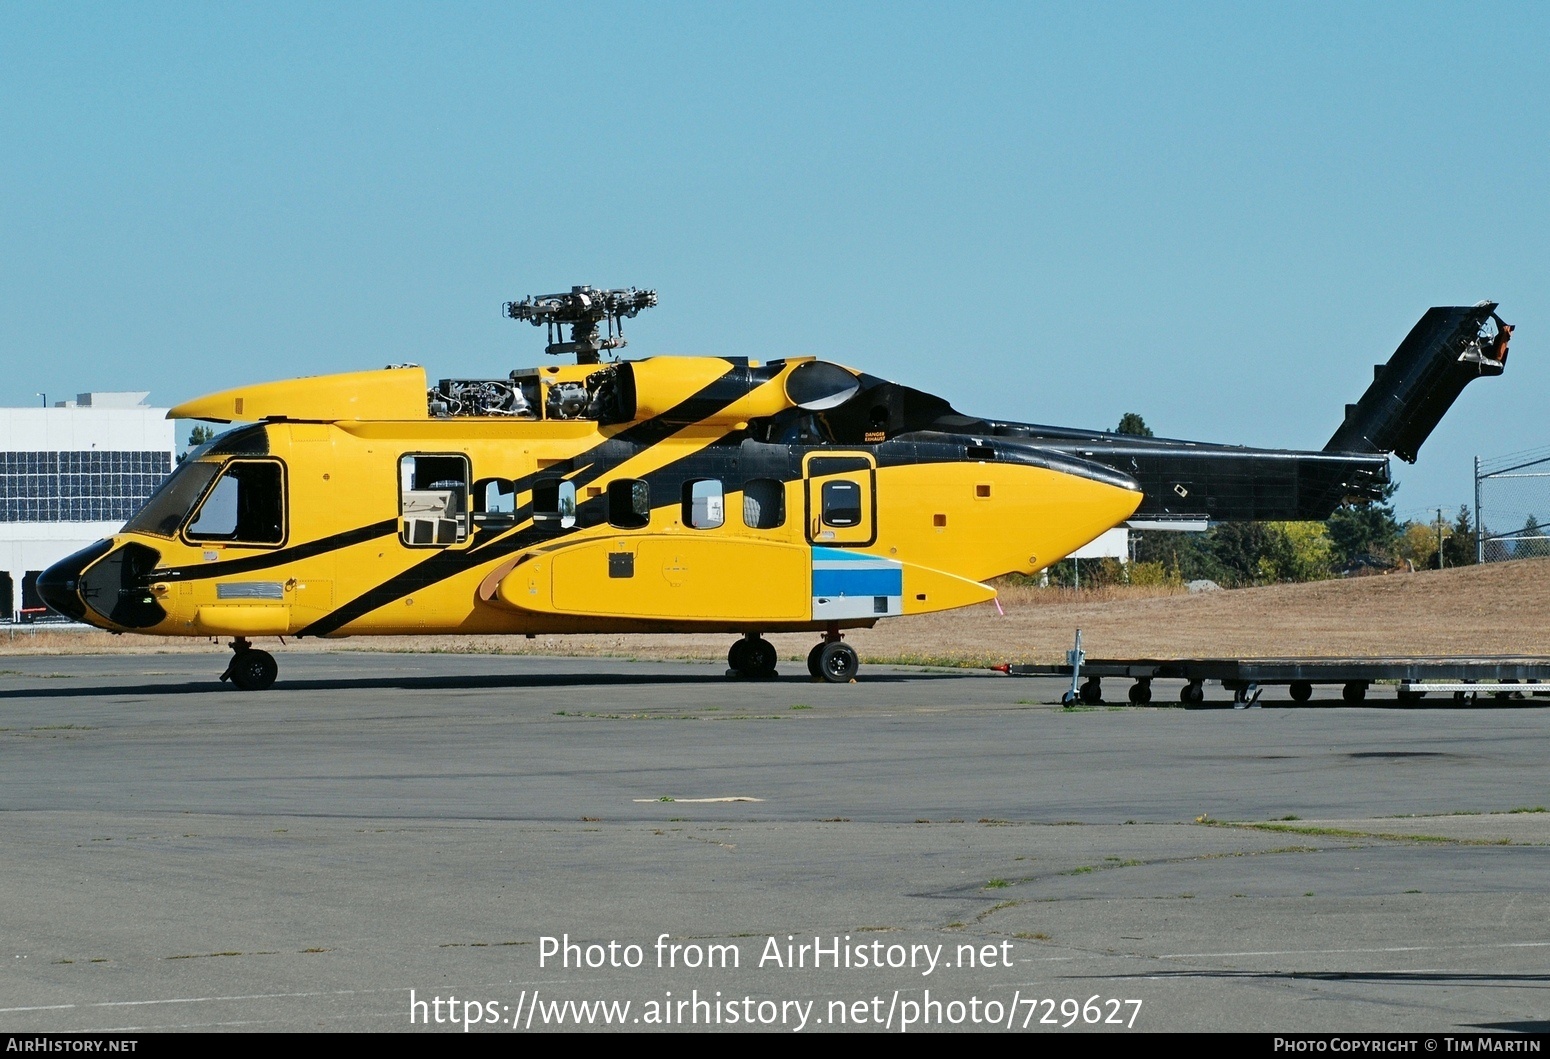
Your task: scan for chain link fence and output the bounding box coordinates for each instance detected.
[1476,446,1550,562]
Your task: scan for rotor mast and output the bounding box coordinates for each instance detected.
[504,285,658,364]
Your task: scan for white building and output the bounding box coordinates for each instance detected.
[0,393,175,621]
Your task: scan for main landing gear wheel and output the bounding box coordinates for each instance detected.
[728,634,778,680]
[814,641,859,684]
[221,639,278,692]
[806,642,825,679]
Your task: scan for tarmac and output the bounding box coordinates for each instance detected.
[2,651,1548,1033]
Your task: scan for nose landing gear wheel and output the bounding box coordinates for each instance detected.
[814,641,859,683]
[224,647,278,691]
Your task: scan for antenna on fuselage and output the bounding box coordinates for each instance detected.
[503,285,658,364]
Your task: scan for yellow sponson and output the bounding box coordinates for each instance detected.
[167,366,428,423]
[496,537,811,622]
[623,356,829,425]
[194,605,292,635]
[492,535,996,623]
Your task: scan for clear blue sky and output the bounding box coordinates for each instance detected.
[3,2,1546,521]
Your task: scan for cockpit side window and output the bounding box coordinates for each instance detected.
[124,460,221,538]
[399,454,470,546]
[185,460,286,545]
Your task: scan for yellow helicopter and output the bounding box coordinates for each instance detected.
[38,287,1511,689]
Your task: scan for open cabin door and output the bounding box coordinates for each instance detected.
[804,453,876,547]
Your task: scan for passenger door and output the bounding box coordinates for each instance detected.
[804,453,876,547]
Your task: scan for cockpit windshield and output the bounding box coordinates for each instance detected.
[121,460,221,538]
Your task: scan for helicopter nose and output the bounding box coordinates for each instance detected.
[36,539,115,624]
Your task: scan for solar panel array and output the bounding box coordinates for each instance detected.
[0,450,172,522]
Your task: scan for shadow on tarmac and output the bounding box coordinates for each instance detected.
[0,668,968,700]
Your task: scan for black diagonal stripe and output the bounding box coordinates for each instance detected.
[299,364,781,637]
[157,519,399,582]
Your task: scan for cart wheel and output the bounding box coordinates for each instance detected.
[1127,680,1152,705]
[1180,681,1205,706]
[1079,676,1102,704]
[1342,681,1367,704]
[1288,681,1313,703]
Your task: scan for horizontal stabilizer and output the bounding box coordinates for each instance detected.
[1325,303,1511,463]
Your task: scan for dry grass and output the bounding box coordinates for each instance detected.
[4,558,1547,667]
[990,580,1187,608]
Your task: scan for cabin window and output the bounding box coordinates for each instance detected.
[399,454,469,546]
[473,477,517,528]
[608,479,650,529]
[742,478,785,529]
[682,479,724,530]
[821,480,863,528]
[185,459,286,545]
[533,477,577,529]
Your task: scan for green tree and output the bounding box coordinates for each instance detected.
[1134,530,1229,585]
[1398,522,1439,569]
[1258,522,1334,582]
[1116,412,1153,437]
[1516,514,1550,559]
[1325,484,1402,566]
[1208,522,1275,586]
[1442,506,1477,567]
[177,423,217,464]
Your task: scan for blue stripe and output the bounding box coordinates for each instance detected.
[812,568,903,596]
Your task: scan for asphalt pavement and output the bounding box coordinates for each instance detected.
[2,652,1547,1033]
